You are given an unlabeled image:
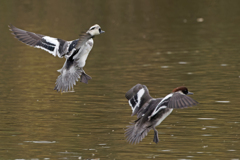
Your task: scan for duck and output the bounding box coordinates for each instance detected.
[125,84,198,144]
[9,24,105,92]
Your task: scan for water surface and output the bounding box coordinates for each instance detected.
[0,0,240,159]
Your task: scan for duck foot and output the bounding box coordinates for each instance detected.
[81,72,92,84]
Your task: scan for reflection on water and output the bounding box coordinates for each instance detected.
[0,0,240,159]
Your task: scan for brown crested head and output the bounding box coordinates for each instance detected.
[172,86,191,95]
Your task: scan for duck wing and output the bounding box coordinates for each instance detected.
[75,33,93,50]
[125,84,152,116]
[9,25,70,58]
[149,93,198,119]
[66,32,94,62]
[167,93,198,109]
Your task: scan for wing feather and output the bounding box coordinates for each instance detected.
[167,93,198,109]
[125,84,143,100]
[125,84,152,116]
[9,25,68,58]
[75,32,94,49]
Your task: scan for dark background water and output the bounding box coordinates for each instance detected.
[0,0,240,159]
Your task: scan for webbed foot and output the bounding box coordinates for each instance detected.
[81,72,92,84]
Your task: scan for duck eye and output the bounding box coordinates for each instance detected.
[182,89,187,94]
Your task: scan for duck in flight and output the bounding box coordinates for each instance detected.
[125,84,198,144]
[9,24,105,92]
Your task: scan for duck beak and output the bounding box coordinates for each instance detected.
[100,30,105,34]
[187,92,194,95]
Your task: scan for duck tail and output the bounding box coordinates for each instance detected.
[54,67,82,92]
[54,59,82,92]
[125,122,151,144]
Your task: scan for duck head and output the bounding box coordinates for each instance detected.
[172,86,193,95]
[87,24,105,36]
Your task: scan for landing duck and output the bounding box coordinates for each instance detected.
[9,24,105,92]
[125,84,198,144]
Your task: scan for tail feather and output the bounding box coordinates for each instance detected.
[54,65,82,92]
[125,123,152,144]
[54,56,92,92]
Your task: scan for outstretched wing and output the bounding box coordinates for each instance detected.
[9,25,69,58]
[150,92,198,118]
[167,93,198,109]
[125,84,152,116]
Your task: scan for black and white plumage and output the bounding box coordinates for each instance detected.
[125,84,198,144]
[9,24,105,92]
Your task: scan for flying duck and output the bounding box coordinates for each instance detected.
[9,24,105,92]
[125,84,198,144]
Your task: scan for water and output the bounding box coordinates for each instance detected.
[1,0,240,159]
